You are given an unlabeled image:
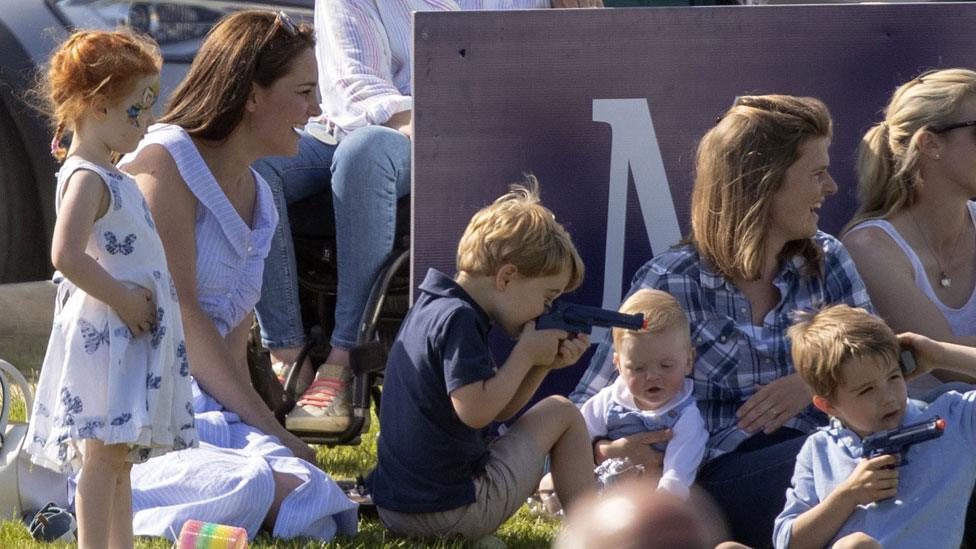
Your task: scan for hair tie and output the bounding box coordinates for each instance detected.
[50,123,65,159]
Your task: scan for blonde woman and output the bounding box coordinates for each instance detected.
[572,95,872,546]
[843,69,976,397]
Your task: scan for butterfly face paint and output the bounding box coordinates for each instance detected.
[125,80,160,129]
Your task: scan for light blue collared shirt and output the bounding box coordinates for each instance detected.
[774,392,976,549]
[121,124,278,336]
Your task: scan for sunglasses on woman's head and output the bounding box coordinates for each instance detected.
[273,10,297,36]
[258,10,298,53]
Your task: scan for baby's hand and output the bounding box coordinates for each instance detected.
[515,321,568,366]
[595,430,671,474]
[117,285,156,336]
[549,333,590,370]
[838,454,899,506]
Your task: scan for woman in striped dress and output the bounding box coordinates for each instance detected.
[118,11,357,541]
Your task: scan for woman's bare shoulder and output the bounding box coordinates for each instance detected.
[121,143,179,181]
[124,144,197,210]
[842,223,901,256]
[842,223,913,277]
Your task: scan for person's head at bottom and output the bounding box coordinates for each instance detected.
[554,477,732,549]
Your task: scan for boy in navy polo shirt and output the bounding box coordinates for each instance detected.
[366,177,596,539]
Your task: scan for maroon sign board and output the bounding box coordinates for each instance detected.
[411,4,976,396]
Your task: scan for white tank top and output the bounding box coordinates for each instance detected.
[847,202,976,396]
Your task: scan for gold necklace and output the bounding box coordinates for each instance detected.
[908,209,965,289]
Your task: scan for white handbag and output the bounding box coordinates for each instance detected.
[0,359,70,520]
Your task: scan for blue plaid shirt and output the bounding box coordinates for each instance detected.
[570,232,873,460]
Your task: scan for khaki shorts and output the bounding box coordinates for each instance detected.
[377,426,547,539]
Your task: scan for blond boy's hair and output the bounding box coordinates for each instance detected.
[788,305,899,398]
[612,289,691,350]
[456,175,584,291]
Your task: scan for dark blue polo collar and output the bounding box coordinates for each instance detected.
[418,268,492,333]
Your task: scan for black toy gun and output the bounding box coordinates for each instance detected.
[862,416,946,466]
[535,301,646,335]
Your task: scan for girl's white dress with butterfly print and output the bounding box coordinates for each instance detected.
[25,157,198,474]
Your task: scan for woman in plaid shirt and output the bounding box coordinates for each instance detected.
[571,95,873,547]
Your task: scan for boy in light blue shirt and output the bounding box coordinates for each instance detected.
[774,305,976,549]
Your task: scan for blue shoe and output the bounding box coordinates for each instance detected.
[25,502,76,542]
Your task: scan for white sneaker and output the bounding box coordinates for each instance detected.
[285,364,359,433]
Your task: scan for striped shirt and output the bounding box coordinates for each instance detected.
[316,0,551,136]
[570,232,874,460]
[121,124,278,336]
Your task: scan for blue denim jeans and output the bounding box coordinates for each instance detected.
[696,428,808,548]
[252,126,411,351]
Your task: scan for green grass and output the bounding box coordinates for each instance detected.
[1,388,559,548]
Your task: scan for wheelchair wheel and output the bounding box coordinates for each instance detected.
[289,247,410,446]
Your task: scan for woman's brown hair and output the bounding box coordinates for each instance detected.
[161,10,314,141]
[691,95,833,281]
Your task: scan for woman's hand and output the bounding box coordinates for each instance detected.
[116,285,156,336]
[594,430,671,475]
[897,332,945,379]
[897,331,976,380]
[277,429,317,463]
[382,110,412,139]
[736,373,812,434]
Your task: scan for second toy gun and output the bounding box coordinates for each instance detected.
[535,301,647,336]
[862,416,946,466]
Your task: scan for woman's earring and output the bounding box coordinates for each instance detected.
[936,153,941,160]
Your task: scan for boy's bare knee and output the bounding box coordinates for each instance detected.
[539,394,571,405]
[516,396,585,444]
[538,395,580,419]
[832,532,881,549]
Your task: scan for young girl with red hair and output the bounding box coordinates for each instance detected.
[24,29,197,548]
